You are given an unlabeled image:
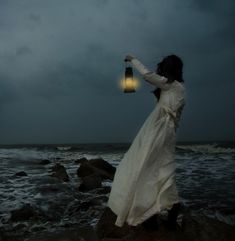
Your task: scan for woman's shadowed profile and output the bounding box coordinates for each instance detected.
[151,55,184,101]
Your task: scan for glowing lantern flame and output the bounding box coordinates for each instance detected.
[118,62,140,93]
[119,77,140,92]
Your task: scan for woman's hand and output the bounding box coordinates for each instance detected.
[124,54,135,62]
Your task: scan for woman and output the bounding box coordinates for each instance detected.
[107,54,186,230]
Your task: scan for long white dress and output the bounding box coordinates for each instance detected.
[107,57,186,227]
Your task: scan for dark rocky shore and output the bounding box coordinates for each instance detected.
[1,157,235,241]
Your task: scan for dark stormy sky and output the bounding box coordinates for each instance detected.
[0,0,234,144]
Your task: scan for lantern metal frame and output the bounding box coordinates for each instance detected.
[123,61,136,93]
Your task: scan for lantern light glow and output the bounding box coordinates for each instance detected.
[119,77,140,91]
[119,62,140,93]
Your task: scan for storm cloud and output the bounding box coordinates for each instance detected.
[0,0,234,144]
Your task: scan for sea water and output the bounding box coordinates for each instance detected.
[0,141,234,234]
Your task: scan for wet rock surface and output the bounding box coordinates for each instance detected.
[79,174,103,191]
[96,206,235,241]
[13,171,28,177]
[25,225,100,241]
[38,159,51,165]
[75,157,89,164]
[10,204,42,222]
[77,158,116,180]
[49,163,69,182]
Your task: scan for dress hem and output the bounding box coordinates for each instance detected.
[109,197,181,227]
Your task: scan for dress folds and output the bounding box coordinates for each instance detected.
[107,58,186,227]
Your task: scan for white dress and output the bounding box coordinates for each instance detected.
[107,58,186,227]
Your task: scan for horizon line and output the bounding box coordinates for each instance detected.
[0,139,235,146]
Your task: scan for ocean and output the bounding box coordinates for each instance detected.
[0,141,235,236]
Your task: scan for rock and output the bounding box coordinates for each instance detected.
[79,174,102,192]
[95,206,235,241]
[75,157,89,164]
[25,225,99,241]
[13,171,27,177]
[89,158,116,177]
[215,207,235,215]
[95,206,133,240]
[50,163,69,182]
[77,158,116,180]
[181,211,235,241]
[0,230,6,241]
[10,204,39,222]
[39,159,51,165]
[77,162,96,177]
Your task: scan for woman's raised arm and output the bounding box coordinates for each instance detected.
[130,58,171,90]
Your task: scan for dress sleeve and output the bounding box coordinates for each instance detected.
[130,58,171,90]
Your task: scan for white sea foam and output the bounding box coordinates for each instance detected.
[57,146,72,151]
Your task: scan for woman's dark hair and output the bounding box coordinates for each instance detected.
[151,54,184,100]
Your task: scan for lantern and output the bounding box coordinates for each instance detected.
[123,61,136,93]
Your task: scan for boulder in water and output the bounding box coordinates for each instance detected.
[79,174,102,192]
[95,206,133,240]
[77,158,116,180]
[10,204,39,222]
[39,159,51,165]
[50,163,69,182]
[77,162,96,177]
[89,158,116,177]
[75,157,89,164]
[13,171,28,177]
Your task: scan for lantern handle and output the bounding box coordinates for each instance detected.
[125,60,132,68]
